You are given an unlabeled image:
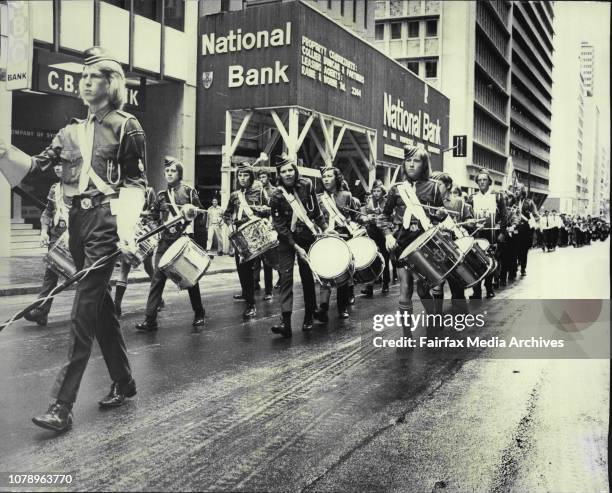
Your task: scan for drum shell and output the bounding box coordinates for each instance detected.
[448,238,494,288]
[309,236,354,288]
[159,237,211,289]
[134,221,159,263]
[347,236,383,284]
[43,234,77,279]
[229,218,278,263]
[397,228,463,287]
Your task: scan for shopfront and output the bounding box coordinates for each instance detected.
[196,1,450,206]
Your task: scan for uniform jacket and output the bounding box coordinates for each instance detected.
[318,190,355,235]
[443,195,475,234]
[153,183,202,242]
[223,181,270,228]
[270,177,327,248]
[381,178,445,251]
[31,107,147,197]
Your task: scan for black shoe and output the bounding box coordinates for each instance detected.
[521,271,526,277]
[24,308,48,327]
[486,291,496,299]
[264,293,273,302]
[314,307,329,324]
[193,313,206,326]
[99,379,137,408]
[274,282,281,290]
[157,299,165,312]
[243,305,257,319]
[338,309,349,319]
[135,319,158,333]
[233,293,245,301]
[382,283,390,294]
[302,318,314,332]
[32,401,73,432]
[271,322,292,338]
[361,286,373,298]
[469,294,482,300]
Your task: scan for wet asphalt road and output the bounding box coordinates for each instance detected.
[0,241,609,492]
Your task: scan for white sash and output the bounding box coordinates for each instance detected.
[280,187,319,235]
[236,190,255,221]
[167,187,190,234]
[397,182,431,230]
[321,192,360,236]
[52,182,68,227]
[76,116,115,195]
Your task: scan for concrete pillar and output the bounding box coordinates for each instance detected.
[0,84,12,257]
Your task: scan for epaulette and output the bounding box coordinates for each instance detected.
[115,109,135,120]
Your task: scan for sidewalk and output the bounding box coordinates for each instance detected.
[0,253,237,296]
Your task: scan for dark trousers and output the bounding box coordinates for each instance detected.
[517,223,532,272]
[37,266,59,315]
[235,253,256,305]
[277,236,317,317]
[253,257,273,294]
[144,237,204,320]
[371,230,391,285]
[51,204,131,404]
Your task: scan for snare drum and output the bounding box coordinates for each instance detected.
[43,232,77,279]
[397,227,463,287]
[347,236,383,284]
[447,236,494,288]
[229,218,278,263]
[159,236,211,289]
[134,220,159,263]
[308,236,354,287]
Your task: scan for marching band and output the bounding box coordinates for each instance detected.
[0,47,609,434]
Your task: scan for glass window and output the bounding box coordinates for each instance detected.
[164,0,185,31]
[101,0,125,7]
[425,60,437,78]
[406,61,419,75]
[133,0,158,20]
[426,19,437,37]
[375,24,385,41]
[390,22,401,39]
[407,21,419,38]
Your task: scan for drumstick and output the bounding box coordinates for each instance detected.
[0,215,185,332]
[302,255,323,285]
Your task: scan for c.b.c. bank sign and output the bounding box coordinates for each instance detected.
[197,2,449,169]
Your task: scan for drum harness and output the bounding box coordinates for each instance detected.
[320,192,361,237]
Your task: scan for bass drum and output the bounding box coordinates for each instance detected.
[347,236,383,284]
[308,236,354,287]
[397,227,463,287]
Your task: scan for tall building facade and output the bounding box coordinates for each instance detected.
[374,0,554,200]
[200,0,374,39]
[580,41,594,96]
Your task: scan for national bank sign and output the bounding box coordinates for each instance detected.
[201,22,292,88]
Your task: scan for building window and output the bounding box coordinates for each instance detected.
[425,19,437,37]
[133,0,158,21]
[407,21,419,38]
[353,0,358,23]
[164,0,185,31]
[364,0,368,28]
[390,22,402,40]
[328,0,332,9]
[340,0,345,16]
[425,59,437,78]
[375,24,385,41]
[101,0,124,6]
[406,61,419,75]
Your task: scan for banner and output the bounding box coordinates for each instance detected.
[6,0,33,91]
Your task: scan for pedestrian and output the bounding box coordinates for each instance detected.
[206,197,224,255]
[514,184,539,276]
[0,46,147,432]
[23,163,70,327]
[135,157,206,333]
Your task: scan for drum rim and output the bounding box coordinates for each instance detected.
[159,236,190,268]
[455,236,475,253]
[309,236,353,278]
[398,227,440,259]
[347,236,378,267]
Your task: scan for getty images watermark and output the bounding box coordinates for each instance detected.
[371,310,567,350]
